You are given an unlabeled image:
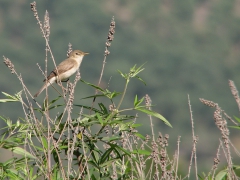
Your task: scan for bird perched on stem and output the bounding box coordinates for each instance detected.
[34,50,89,97]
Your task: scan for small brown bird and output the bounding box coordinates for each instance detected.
[34,50,89,97]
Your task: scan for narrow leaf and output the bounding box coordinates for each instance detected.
[132,149,151,155]
[135,107,172,127]
[96,113,103,125]
[117,70,126,78]
[215,169,227,180]
[11,147,36,159]
[80,79,105,92]
[135,76,146,85]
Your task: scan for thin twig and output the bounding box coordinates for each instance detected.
[90,16,115,113]
[187,94,198,180]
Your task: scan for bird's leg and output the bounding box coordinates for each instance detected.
[61,78,69,82]
[56,78,67,94]
[59,79,70,94]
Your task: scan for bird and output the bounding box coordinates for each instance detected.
[34,50,89,97]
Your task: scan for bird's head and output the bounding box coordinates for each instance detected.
[69,50,89,58]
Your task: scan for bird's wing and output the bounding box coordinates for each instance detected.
[44,58,77,82]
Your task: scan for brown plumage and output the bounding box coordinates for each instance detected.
[34,50,89,97]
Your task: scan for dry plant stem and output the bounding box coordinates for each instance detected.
[145,94,155,141]
[200,97,238,179]
[24,134,30,180]
[65,71,80,176]
[214,107,234,177]
[52,139,66,178]
[31,2,66,99]
[117,79,129,110]
[26,134,48,178]
[3,56,41,107]
[175,136,181,180]
[219,140,237,179]
[223,112,238,126]
[229,139,240,156]
[43,10,52,175]
[53,69,81,145]
[229,80,240,112]
[44,10,50,99]
[36,63,63,97]
[90,16,115,112]
[205,143,221,180]
[3,56,58,144]
[78,141,93,180]
[68,107,83,171]
[187,95,198,180]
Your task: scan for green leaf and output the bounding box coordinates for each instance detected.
[134,133,145,139]
[98,103,108,114]
[130,63,146,77]
[96,113,103,125]
[102,136,122,142]
[2,92,16,99]
[135,107,172,127]
[134,95,138,106]
[131,124,142,128]
[80,79,105,92]
[81,94,107,99]
[234,116,240,123]
[0,91,22,103]
[74,104,103,114]
[229,126,240,130]
[233,165,240,169]
[0,99,18,103]
[135,76,146,85]
[0,116,8,124]
[100,159,117,168]
[132,149,151,155]
[48,104,64,111]
[108,91,121,99]
[117,70,126,79]
[100,148,113,164]
[11,147,36,159]
[134,95,144,107]
[215,169,227,180]
[41,137,48,149]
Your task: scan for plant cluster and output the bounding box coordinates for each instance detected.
[1,2,240,180]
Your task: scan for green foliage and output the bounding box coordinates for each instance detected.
[0,62,172,179]
[1,1,240,179]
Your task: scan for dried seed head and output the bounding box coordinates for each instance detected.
[67,43,73,57]
[104,16,116,56]
[3,56,15,74]
[30,1,39,19]
[75,71,81,82]
[213,157,220,168]
[104,49,110,56]
[145,134,151,142]
[199,98,217,108]
[43,10,50,40]
[104,125,109,134]
[30,2,37,16]
[105,41,111,47]
[145,94,152,109]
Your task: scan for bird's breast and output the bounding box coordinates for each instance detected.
[59,66,78,81]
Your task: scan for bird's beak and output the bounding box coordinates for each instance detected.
[84,52,89,55]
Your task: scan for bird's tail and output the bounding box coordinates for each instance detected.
[34,82,50,97]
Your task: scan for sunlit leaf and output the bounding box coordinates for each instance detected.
[215,169,227,180]
[132,149,151,155]
[80,79,105,92]
[11,147,36,159]
[135,107,172,127]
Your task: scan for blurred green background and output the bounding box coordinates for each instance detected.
[1,0,240,174]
